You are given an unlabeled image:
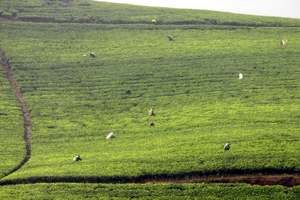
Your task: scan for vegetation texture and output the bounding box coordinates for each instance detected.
[0,0,300,199]
[1,183,300,200]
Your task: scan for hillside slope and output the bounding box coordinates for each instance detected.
[1,1,300,199]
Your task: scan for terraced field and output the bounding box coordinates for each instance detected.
[1,0,300,199]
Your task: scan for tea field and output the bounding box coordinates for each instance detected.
[0,0,300,199]
[1,183,300,200]
[1,0,300,26]
[0,65,24,178]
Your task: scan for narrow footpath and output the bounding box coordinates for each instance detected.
[0,48,31,172]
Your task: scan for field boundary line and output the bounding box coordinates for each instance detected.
[0,47,31,177]
[0,173,300,187]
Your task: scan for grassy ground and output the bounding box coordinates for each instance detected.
[1,0,300,26]
[1,22,299,181]
[1,0,300,199]
[0,64,24,179]
[2,183,300,199]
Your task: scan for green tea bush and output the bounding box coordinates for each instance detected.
[0,0,300,26]
[0,70,24,179]
[1,21,300,182]
[1,183,300,199]
[0,1,300,198]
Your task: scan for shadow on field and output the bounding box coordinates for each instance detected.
[0,16,284,27]
[1,172,300,187]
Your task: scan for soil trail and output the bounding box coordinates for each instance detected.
[0,48,31,172]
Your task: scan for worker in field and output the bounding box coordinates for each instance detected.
[167,35,174,41]
[149,121,155,127]
[90,52,96,58]
[223,143,230,151]
[73,155,82,162]
[148,108,155,116]
[280,39,287,46]
[125,89,131,94]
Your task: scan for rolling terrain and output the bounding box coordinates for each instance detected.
[1,0,300,199]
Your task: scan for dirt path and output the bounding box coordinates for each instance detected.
[141,174,300,187]
[0,48,31,171]
[1,47,300,187]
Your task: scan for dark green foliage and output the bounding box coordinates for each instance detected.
[1,183,300,199]
[0,0,300,26]
[1,21,300,181]
[0,70,24,179]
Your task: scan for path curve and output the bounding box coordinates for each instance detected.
[0,48,31,174]
[1,43,300,187]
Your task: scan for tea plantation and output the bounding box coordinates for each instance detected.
[0,0,300,199]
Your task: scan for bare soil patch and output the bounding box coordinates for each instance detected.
[141,174,300,187]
